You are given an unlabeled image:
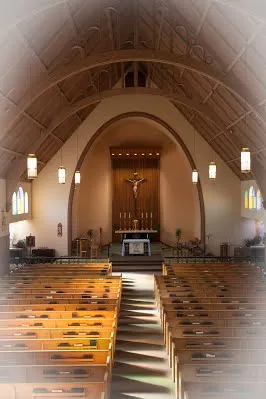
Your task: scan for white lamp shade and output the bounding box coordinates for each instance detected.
[192,169,198,184]
[241,148,251,173]
[75,171,81,185]
[27,154,37,179]
[209,162,217,179]
[58,166,66,184]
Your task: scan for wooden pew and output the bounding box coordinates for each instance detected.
[0,262,121,399]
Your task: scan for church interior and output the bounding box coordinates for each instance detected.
[0,0,266,398]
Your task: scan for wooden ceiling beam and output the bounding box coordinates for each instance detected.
[15,27,78,142]
[189,21,265,126]
[3,48,266,140]
[196,0,214,36]
[0,147,24,157]
[0,145,46,166]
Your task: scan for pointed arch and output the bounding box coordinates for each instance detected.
[17,187,24,215]
[244,190,249,209]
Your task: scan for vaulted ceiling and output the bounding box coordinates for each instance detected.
[0,0,266,201]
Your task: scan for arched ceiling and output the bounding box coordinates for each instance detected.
[0,0,266,201]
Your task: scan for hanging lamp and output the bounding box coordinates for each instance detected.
[209,161,217,180]
[27,154,37,179]
[241,48,251,174]
[58,149,66,184]
[58,166,66,184]
[75,134,80,185]
[241,148,251,173]
[192,128,198,184]
[192,169,198,184]
[75,170,81,185]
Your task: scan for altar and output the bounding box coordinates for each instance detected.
[122,239,151,256]
[115,229,158,240]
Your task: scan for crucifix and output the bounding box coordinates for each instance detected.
[125,172,146,200]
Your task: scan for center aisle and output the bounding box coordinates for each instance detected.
[110,272,175,399]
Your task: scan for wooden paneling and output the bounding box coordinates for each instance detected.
[112,154,160,242]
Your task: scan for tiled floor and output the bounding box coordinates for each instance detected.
[110,272,176,399]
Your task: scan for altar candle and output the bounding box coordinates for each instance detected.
[146,212,148,218]
[150,212,152,218]
[141,212,143,218]
[120,212,121,218]
[129,212,131,218]
[124,212,126,218]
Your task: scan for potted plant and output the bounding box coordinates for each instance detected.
[16,239,26,249]
[175,227,182,244]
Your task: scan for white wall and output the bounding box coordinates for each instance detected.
[24,94,248,256]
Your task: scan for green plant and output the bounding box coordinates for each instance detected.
[16,239,26,248]
[244,235,262,247]
[175,227,182,243]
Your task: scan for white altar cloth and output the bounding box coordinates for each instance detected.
[122,239,151,256]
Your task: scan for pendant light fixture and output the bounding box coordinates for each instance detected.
[209,148,217,180]
[27,154,38,179]
[74,134,80,185]
[192,127,198,184]
[241,147,251,173]
[209,161,216,180]
[192,169,199,184]
[241,43,251,174]
[75,170,81,185]
[58,149,66,184]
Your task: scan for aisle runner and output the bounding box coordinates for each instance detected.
[110,272,175,399]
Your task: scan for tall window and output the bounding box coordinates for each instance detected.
[17,187,24,215]
[12,187,29,216]
[249,186,256,209]
[25,192,29,214]
[244,190,249,209]
[12,192,17,215]
[257,190,262,210]
[245,185,264,211]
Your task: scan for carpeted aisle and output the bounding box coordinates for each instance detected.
[110,272,175,399]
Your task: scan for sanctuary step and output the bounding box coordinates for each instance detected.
[110,254,163,272]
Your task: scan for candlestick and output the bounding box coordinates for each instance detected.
[124,212,126,219]
[128,213,131,230]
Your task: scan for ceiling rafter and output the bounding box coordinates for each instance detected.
[2,48,266,140]
[196,0,214,36]
[189,20,265,135]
